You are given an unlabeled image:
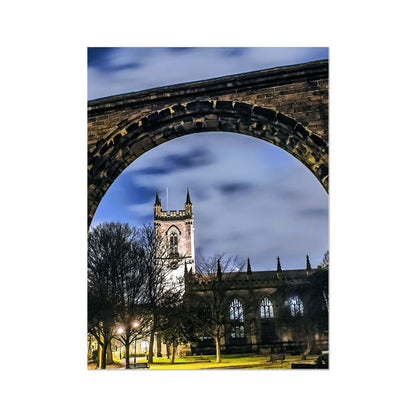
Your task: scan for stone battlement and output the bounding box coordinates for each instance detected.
[153,188,193,221]
[154,209,193,221]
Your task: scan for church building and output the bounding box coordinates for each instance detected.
[154,189,329,356]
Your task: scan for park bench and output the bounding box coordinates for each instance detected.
[291,363,317,369]
[269,353,285,363]
[193,358,211,363]
[128,362,149,369]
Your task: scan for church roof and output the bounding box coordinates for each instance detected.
[190,268,327,288]
[237,269,320,285]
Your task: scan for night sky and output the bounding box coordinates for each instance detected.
[89,47,329,271]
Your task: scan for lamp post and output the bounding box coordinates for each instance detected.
[133,322,139,366]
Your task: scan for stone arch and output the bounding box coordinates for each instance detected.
[88,99,328,226]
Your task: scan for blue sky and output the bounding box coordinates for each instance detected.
[89,47,328,270]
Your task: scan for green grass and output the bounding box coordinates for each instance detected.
[146,354,319,369]
[88,353,320,369]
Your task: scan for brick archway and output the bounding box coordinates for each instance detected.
[88,60,328,226]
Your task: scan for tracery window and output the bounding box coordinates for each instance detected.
[260,297,274,319]
[229,298,244,322]
[230,298,244,339]
[289,295,304,317]
[197,301,211,323]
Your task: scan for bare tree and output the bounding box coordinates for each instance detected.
[88,222,147,369]
[138,224,184,364]
[289,317,317,359]
[283,277,329,359]
[88,289,116,369]
[159,302,189,363]
[318,250,329,311]
[186,253,246,363]
[114,319,147,368]
[111,235,148,369]
[320,250,329,269]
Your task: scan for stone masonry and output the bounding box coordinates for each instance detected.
[88,59,328,226]
[153,189,195,289]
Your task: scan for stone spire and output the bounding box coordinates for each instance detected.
[153,189,162,217]
[247,258,252,275]
[185,187,193,216]
[186,187,192,205]
[154,189,161,206]
[216,259,222,278]
[306,254,312,271]
[277,256,282,273]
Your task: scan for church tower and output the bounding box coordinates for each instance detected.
[153,188,195,290]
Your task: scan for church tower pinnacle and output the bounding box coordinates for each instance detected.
[185,187,193,216]
[153,189,162,217]
[277,256,282,273]
[306,254,311,271]
[247,258,252,275]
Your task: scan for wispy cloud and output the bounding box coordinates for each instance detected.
[218,182,253,195]
[88,47,328,100]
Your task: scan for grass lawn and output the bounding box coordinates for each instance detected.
[136,354,318,369]
[88,354,319,369]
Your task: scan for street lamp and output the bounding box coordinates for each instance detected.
[132,322,139,366]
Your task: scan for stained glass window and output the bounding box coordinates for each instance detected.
[230,299,244,339]
[230,298,244,322]
[260,297,274,318]
[289,296,304,317]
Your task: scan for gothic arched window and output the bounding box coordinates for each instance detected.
[230,298,244,322]
[260,296,276,342]
[260,297,274,319]
[169,231,178,257]
[289,295,304,317]
[230,298,244,339]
